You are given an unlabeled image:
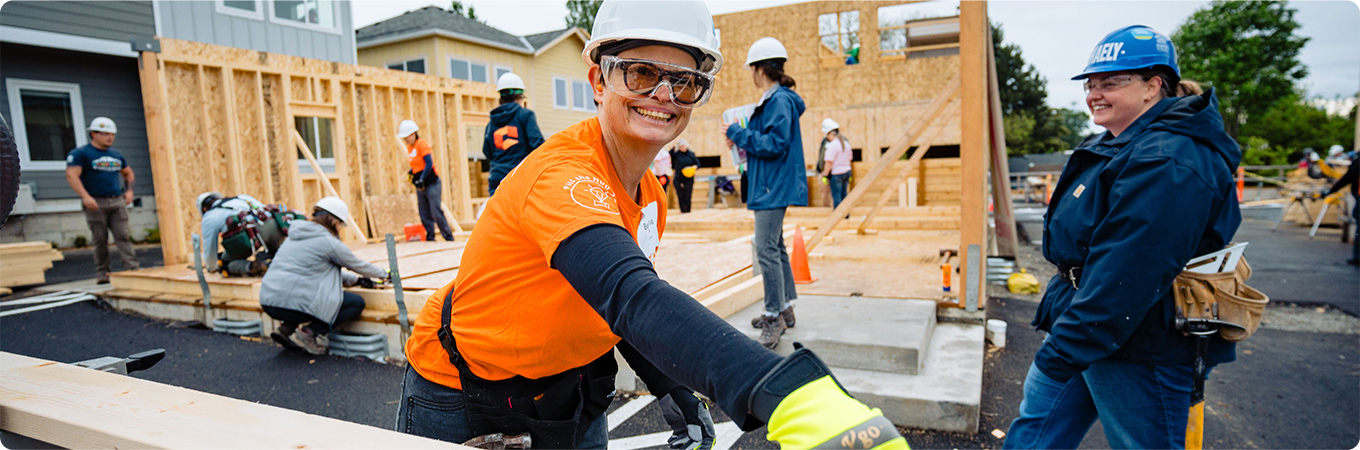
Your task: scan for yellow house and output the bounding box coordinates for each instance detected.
[356,6,596,194]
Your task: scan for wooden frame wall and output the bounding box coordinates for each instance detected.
[138,38,497,265]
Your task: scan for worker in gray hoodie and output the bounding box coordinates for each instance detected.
[260,197,389,354]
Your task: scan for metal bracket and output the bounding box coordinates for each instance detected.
[192,233,213,316]
[966,244,981,312]
[386,234,411,343]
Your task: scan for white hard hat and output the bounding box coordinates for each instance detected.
[821,118,840,134]
[314,196,351,223]
[582,0,723,73]
[675,137,689,148]
[89,117,117,134]
[397,120,419,139]
[1329,145,1345,156]
[196,191,222,213]
[745,37,788,67]
[497,72,526,92]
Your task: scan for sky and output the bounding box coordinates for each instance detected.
[351,0,1360,115]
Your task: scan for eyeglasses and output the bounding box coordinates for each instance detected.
[599,56,715,108]
[1083,74,1142,94]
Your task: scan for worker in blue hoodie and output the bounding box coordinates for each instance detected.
[483,72,545,195]
[721,37,807,350]
[1003,26,1242,449]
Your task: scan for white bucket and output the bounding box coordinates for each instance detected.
[986,319,1007,348]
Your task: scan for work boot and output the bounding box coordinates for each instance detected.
[757,315,786,349]
[248,260,270,277]
[271,323,301,351]
[96,275,110,285]
[290,327,327,355]
[752,306,797,328]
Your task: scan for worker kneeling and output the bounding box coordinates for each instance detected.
[196,192,294,277]
[395,2,908,449]
[259,197,389,355]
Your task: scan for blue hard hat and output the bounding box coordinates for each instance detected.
[1072,25,1179,80]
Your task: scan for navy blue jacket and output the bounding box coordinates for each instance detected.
[726,86,808,210]
[1034,90,1242,382]
[483,102,545,183]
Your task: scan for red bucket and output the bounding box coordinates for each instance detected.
[404,223,426,241]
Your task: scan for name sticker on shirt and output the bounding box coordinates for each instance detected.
[637,201,659,262]
[564,175,619,215]
[1073,184,1086,198]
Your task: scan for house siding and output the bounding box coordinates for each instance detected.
[356,38,439,75]
[155,0,355,64]
[0,1,155,44]
[1,43,155,201]
[529,37,595,137]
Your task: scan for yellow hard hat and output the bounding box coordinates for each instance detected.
[681,166,698,177]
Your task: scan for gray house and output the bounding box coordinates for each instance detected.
[0,0,355,246]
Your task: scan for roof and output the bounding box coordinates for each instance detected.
[524,28,573,50]
[356,6,531,52]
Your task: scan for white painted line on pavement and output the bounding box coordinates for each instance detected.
[608,421,744,450]
[608,394,656,432]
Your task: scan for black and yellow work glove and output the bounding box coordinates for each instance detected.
[750,347,909,450]
[356,277,377,289]
[660,388,716,450]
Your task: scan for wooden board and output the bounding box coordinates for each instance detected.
[653,240,754,294]
[0,352,464,449]
[797,230,959,300]
[367,194,423,240]
[348,240,463,263]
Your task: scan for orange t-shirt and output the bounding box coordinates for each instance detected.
[405,117,668,389]
[407,139,437,176]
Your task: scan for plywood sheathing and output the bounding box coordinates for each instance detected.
[138,38,498,265]
[677,1,962,176]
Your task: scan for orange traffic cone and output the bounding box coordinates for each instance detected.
[791,226,818,284]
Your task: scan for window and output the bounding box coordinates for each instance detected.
[450,58,489,83]
[387,58,426,74]
[553,77,569,109]
[495,66,513,82]
[295,116,334,172]
[217,0,263,20]
[5,78,86,171]
[571,80,596,112]
[878,1,961,59]
[273,0,335,30]
[818,10,860,63]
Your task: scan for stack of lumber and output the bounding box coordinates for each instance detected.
[0,242,64,288]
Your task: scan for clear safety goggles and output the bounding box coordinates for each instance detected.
[599,55,716,108]
[1083,74,1142,95]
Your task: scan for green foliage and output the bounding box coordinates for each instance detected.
[565,0,603,32]
[993,23,1079,155]
[1055,107,1092,150]
[142,227,161,244]
[1238,94,1356,164]
[74,236,88,247]
[1173,1,1309,138]
[449,1,481,23]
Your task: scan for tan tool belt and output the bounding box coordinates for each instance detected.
[1173,256,1269,342]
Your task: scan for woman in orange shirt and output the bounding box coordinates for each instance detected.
[399,119,453,241]
[395,2,907,449]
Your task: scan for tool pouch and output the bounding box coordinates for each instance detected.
[219,228,254,261]
[1172,256,1269,342]
[438,289,615,449]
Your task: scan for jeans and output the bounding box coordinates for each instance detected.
[753,208,797,315]
[829,172,851,208]
[417,178,454,241]
[395,365,608,448]
[260,291,365,335]
[675,176,694,213]
[1003,360,1201,449]
[84,196,139,278]
[1351,199,1358,262]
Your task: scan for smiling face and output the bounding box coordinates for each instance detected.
[594,45,697,153]
[1085,71,1162,137]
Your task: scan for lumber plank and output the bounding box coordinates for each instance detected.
[293,129,367,241]
[986,24,1020,259]
[0,242,54,253]
[700,275,765,319]
[805,75,961,252]
[858,100,961,233]
[0,352,463,449]
[960,0,990,306]
[137,51,187,266]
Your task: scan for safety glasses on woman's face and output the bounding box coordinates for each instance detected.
[599,55,715,108]
[1083,74,1142,95]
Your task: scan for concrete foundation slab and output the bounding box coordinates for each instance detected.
[840,323,984,433]
[725,295,936,374]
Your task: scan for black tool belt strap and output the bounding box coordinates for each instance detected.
[1058,265,1084,290]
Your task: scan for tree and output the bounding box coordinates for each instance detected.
[1238,93,1356,165]
[565,0,603,32]
[993,23,1072,155]
[449,1,481,23]
[1173,1,1309,138]
[1055,107,1092,150]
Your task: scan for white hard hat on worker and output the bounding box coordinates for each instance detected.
[745,37,788,67]
[821,118,840,135]
[89,117,118,134]
[583,0,723,149]
[314,196,350,224]
[397,120,419,139]
[496,72,526,92]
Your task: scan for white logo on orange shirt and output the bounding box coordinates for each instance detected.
[564,175,619,215]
